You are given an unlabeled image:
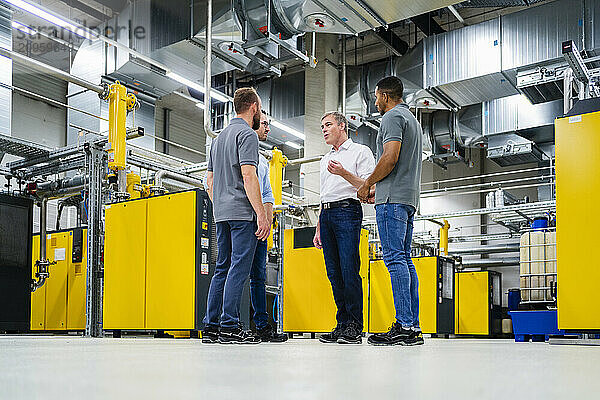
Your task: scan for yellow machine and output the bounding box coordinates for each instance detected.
[282,227,369,332]
[30,228,87,331]
[454,271,502,336]
[555,108,600,331]
[369,256,455,334]
[103,189,215,333]
[267,148,287,250]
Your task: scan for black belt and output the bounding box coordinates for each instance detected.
[322,198,361,210]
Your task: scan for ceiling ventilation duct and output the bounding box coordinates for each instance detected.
[487,133,546,167]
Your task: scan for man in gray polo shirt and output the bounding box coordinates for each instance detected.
[202,87,270,344]
[357,76,424,346]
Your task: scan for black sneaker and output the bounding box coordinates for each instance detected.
[411,330,425,346]
[201,325,219,344]
[367,322,412,346]
[256,324,288,343]
[337,323,362,344]
[319,325,344,343]
[218,326,261,344]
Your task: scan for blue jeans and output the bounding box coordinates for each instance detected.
[203,220,258,329]
[249,239,268,330]
[375,203,420,329]
[320,203,363,329]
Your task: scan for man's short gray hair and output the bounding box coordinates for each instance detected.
[321,111,348,134]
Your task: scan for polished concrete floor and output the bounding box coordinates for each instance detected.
[1,336,599,399]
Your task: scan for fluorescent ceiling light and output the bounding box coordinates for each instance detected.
[166,71,231,103]
[5,0,96,39]
[270,120,305,141]
[285,141,302,150]
[11,21,36,36]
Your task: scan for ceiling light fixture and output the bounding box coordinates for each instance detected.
[270,120,305,141]
[11,21,36,36]
[166,71,231,103]
[285,141,302,150]
[5,0,95,39]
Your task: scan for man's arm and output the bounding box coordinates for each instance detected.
[264,202,274,225]
[206,171,214,201]
[357,140,401,201]
[312,206,322,249]
[241,164,270,240]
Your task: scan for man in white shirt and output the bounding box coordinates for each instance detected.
[313,111,375,344]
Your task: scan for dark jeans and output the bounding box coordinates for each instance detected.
[203,220,258,329]
[320,203,363,329]
[375,203,420,329]
[249,239,269,330]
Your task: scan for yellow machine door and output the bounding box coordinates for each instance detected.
[282,228,369,332]
[67,229,87,330]
[104,199,148,329]
[455,271,489,335]
[556,112,600,330]
[30,235,45,330]
[44,232,69,330]
[145,192,197,329]
[369,256,438,334]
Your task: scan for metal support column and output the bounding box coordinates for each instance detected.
[85,143,106,337]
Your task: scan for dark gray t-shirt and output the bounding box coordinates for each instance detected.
[375,103,422,210]
[207,118,259,222]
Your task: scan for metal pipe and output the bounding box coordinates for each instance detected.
[287,155,323,166]
[0,82,107,121]
[0,48,103,94]
[421,165,554,187]
[341,36,347,115]
[155,170,204,188]
[204,0,217,139]
[449,244,520,255]
[460,258,520,267]
[32,198,49,292]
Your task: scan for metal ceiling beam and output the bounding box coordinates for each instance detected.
[352,0,387,28]
[410,12,445,36]
[372,26,409,57]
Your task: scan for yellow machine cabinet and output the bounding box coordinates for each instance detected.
[556,109,600,331]
[455,271,502,336]
[282,227,369,332]
[369,256,455,334]
[31,228,87,331]
[103,189,215,332]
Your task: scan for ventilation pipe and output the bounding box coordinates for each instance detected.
[204,0,217,140]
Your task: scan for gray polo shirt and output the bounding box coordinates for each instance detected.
[207,118,259,222]
[375,103,422,210]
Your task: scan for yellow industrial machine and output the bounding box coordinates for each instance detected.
[30,228,87,331]
[555,107,600,331]
[103,189,215,333]
[282,227,369,332]
[454,271,502,336]
[267,148,287,250]
[369,256,455,334]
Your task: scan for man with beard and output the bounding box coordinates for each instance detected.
[357,76,424,346]
[202,87,271,344]
[249,111,288,342]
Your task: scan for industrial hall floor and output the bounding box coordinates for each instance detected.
[1,336,598,399]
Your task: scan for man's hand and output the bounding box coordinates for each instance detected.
[366,186,376,204]
[256,213,271,240]
[313,227,322,249]
[357,182,372,202]
[327,160,346,177]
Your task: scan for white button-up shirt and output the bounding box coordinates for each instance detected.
[320,138,376,203]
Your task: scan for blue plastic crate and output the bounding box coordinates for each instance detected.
[509,310,565,342]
